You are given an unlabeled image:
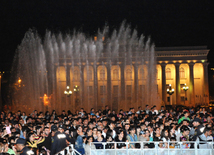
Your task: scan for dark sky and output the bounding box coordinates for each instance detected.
[0,0,214,70]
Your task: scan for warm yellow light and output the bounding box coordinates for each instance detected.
[165,61,168,63]
[94,36,97,41]
[201,60,205,63]
[178,60,182,63]
[187,60,191,63]
[18,78,22,84]
[43,94,49,106]
[173,61,177,63]
[193,60,197,63]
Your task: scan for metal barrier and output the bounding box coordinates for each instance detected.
[90,141,214,155]
[55,144,81,155]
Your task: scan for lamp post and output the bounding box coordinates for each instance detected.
[64,86,72,97]
[73,85,79,103]
[182,83,189,105]
[167,84,174,105]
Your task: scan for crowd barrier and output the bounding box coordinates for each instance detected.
[55,144,81,155]
[90,141,214,155]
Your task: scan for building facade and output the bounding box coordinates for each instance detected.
[56,46,209,113]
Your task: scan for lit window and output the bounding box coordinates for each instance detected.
[166,68,171,79]
[180,67,185,78]
[113,69,119,80]
[88,70,93,80]
[100,69,105,80]
[126,69,132,80]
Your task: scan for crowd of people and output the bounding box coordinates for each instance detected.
[0,105,213,155]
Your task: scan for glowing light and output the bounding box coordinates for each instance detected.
[43,94,49,106]
[201,60,205,63]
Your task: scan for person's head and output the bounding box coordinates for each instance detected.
[181,125,190,136]
[83,119,88,126]
[155,127,161,135]
[109,122,115,130]
[184,111,189,118]
[44,127,50,136]
[182,119,189,126]
[92,127,97,135]
[58,124,65,133]
[118,130,124,139]
[192,118,201,127]
[162,129,169,137]
[16,138,26,152]
[129,127,135,135]
[204,127,212,136]
[86,128,92,136]
[27,132,35,142]
[97,130,102,138]
[106,135,113,142]
[125,123,130,131]
[180,136,187,142]
[77,126,83,132]
[86,136,93,144]
[145,129,150,137]
[158,140,163,148]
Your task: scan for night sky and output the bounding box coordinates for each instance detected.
[0,0,214,70]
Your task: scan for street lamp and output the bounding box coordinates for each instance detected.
[182,83,189,105]
[74,85,79,103]
[167,84,174,105]
[64,86,72,97]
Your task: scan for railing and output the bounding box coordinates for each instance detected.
[55,144,81,155]
[90,141,214,155]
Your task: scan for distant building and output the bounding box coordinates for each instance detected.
[55,46,209,112]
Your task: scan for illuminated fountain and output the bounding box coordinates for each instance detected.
[11,23,159,113]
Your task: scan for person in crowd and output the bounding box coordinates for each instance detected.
[0,105,213,155]
[84,136,95,155]
[93,130,106,149]
[16,138,34,155]
[126,127,138,149]
[114,130,127,149]
[105,135,114,149]
[75,126,85,154]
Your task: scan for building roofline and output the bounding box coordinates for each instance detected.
[155,46,208,51]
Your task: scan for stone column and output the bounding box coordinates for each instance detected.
[175,63,181,105]
[161,64,167,104]
[93,64,98,111]
[120,64,125,101]
[66,66,71,110]
[203,62,209,105]
[107,62,112,110]
[134,65,138,107]
[80,66,85,109]
[189,63,195,105]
